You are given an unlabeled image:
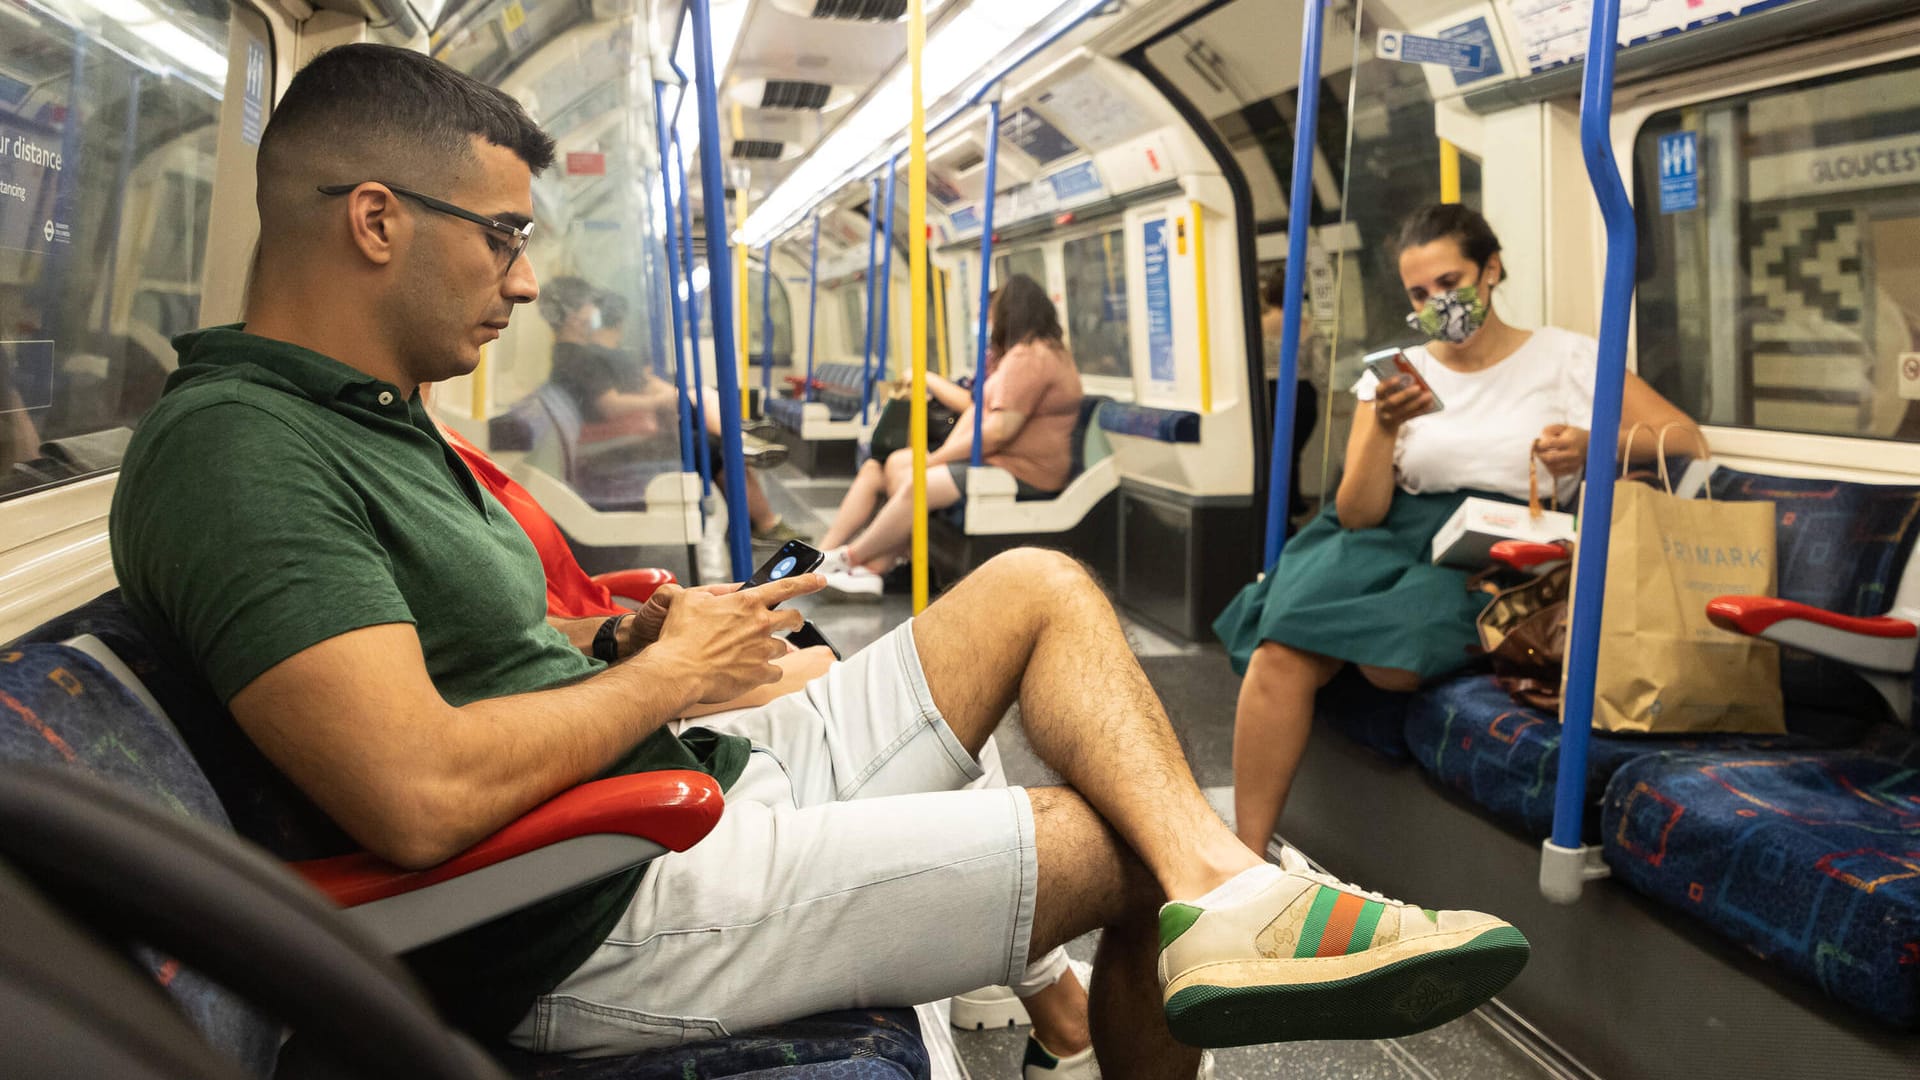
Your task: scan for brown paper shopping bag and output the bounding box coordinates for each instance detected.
[1590,427,1784,734]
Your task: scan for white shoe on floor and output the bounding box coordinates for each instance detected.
[821,564,884,599]
[950,959,1092,1031]
[1022,1037,1213,1080]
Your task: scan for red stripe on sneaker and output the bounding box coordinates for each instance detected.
[1314,892,1367,957]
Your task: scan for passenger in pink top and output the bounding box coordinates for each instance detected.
[819,275,1085,596]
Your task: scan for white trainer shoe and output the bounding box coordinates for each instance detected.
[1022,1038,1213,1080]
[951,959,1092,1031]
[821,564,884,599]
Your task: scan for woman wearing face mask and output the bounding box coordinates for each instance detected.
[1214,203,1701,855]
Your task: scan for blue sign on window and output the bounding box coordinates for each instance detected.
[950,205,981,233]
[1142,219,1174,384]
[1658,131,1699,214]
[241,40,267,147]
[1046,161,1103,203]
[1438,17,1504,87]
[2,340,55,410]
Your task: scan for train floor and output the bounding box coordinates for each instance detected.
[681,464,1557,1080]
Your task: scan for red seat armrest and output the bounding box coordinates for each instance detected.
[292,770,723,908]
[1490,540,1571,572]
[1706,596,1918,640]
[593,568,676,605]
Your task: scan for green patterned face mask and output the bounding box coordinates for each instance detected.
[1406,282,1489,344]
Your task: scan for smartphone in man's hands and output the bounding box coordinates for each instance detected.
[747,539,825,590]
[1363,347,1444,417]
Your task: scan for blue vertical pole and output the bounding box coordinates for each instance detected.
[675,137,714,499]
[654,84,697,477]
[805,215,822,402]
[1550,0,1633,855]
[689,0,754,580]
[875,156,900,383]
[971,99,1001,468]
[760,241,776,406]
[1263,0,1324,568]
[860,176,882,423]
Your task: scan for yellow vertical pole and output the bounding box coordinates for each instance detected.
[1439,138,1462,203]
[1190,200,1213,414]
[469,345,489,421]
[908,0,930,612]
[933,267,951,378]
[733,102,751,417]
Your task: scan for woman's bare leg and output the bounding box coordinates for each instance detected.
[1232,642,1341,854]
[845,463,961,569]
[820,460,887,549]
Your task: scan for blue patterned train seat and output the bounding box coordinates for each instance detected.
[1094,401,1200,443]
[3,593,933,1077]
[770,363,865,430]
[1600,737,1920,1029]
[1403,674,1813,839]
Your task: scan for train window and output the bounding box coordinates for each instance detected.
[1,0,234,500]
[1634,56,1920,442]
[840,283,867,352]
[994,248,1046,289]
[746,264,793,363]
[1062,229,1132,379]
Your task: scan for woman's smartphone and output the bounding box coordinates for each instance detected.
[748,539,825,588]
[1363,347,1444,417]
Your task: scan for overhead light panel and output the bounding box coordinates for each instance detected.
[671,0,751,159]
[737,0,1104,246]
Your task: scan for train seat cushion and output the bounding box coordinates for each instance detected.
[1314,666,1415,760]
[1094,401,1200,444]
[1711,468,1920,724]
[0,639,282,1075]
[1402,674,1811,839]
[1600,740,1920,1029]
[493,1008,929,1079]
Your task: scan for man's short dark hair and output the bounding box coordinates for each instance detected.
[596,290,628,330]
[259,43,555,195]
[539,276,598,329]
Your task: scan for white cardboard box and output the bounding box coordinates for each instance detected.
[1431,497,1577,569]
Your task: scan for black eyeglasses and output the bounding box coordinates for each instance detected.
[317,181,534,274]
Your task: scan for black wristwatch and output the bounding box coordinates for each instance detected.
[592,614,630,663]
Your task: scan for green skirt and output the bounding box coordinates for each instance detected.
[1213,490,1510,679]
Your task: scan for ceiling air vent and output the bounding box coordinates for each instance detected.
[762,79,834,111]
[731,139,787,161]
[810,0,906,22]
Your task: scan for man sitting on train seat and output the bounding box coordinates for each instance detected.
[109,44,1528,1074]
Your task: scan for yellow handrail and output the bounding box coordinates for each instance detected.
[1191,200,1212,415]
[1440,138,1461,203]
[933,267,950,378]
[909,0,930,612]
[469,344,488,421]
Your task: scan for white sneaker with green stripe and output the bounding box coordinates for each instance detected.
[1156,847,1529,1047]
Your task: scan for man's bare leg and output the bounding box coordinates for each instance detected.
[913,548,1260,902]
[1025,786,1202,1080]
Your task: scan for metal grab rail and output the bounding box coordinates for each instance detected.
[760,242,776,405]
[804,216,821,402]
[1262,0,1325,568]
[971,98,1001,469]
[876,156,900,385]
[689,0,754,579]
[1544,0,1632,903]
[861,175,882,424]
[652,82,697,480]
[673,136,714,500]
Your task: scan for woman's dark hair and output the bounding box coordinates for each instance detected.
[1393,203,1502,268]
[987,274,1062,355]
[538,276,597,329]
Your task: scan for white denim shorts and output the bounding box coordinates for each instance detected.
[507,620,1041,1057]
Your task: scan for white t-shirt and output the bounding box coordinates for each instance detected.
[1353,326,1598,502]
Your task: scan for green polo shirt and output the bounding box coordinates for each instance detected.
[110,326,747,1040]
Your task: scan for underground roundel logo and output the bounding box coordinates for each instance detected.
[43,220,55,242]
[1905,356,1920,382]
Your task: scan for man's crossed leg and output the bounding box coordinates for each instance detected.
[511,550,1526,1075]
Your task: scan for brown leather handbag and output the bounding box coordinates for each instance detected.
[1471,453,1571,710]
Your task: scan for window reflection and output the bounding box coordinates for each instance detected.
[1,0,231,499]
[1635,57,1920,442]
[1062,229,1131,379]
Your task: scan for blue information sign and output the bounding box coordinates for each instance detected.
[1046,161,1103,203]
[1377,30,1483,72]
[1142,219,1174,384]
[999,107,1078,166]
[1438,17,1504,87]
[241,40,266,147]
[1658,131,1700,214]
[950,206,980,233]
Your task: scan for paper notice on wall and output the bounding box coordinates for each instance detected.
[1143,218,1174,384]
[0,121,74,255]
